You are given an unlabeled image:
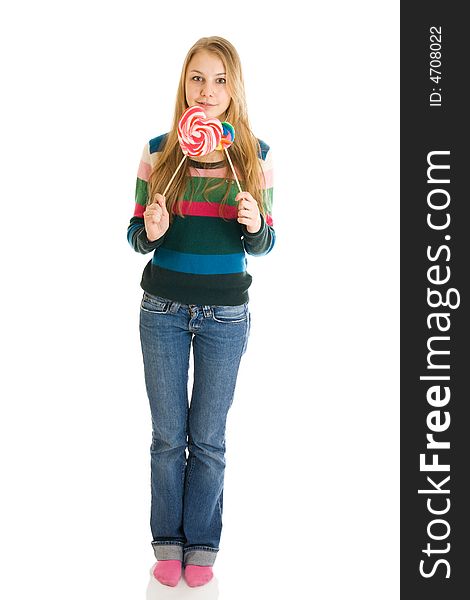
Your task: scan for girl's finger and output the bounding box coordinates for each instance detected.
[237,198,252,211]
[147,207,162,220]
[155,196,169,215]
[239,203,258,215]
[235,191,249,202]
[145,209,160,219]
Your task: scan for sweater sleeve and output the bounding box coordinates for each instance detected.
[126,141,167,254]
[242,146,275,256]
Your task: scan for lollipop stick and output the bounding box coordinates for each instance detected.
[224,148,242,193]
[162,155,187,197]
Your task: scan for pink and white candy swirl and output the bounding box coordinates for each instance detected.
[177,106,223,157]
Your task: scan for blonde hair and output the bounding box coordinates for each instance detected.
[147,36,265,222]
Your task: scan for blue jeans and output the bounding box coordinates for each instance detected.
[139,292,251,567]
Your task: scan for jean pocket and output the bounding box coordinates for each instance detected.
[212,303,248,323]
[140,292,170,314]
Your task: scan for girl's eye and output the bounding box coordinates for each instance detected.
[191,76,226,84]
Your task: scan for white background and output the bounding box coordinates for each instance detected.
[0,1,399,598]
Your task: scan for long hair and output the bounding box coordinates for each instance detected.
[147,36,265,222]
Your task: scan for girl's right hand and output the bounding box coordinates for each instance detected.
[143,193,170,241]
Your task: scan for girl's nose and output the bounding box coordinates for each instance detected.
[200,83,214,97]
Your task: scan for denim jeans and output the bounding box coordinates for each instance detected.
[139,291,251,567]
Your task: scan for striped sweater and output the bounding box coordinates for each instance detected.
[127,133,274,305]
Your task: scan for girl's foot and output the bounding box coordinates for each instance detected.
[184,564,214,587]
[153,560,182,587]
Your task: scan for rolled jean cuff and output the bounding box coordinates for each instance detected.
[151,541,183,561]
[183,546,218,566]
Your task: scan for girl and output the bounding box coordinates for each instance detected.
[127,36,274,588]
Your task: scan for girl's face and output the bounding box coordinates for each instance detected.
[185,50,231,121]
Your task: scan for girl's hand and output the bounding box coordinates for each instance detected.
[144,193,170,241]
[235,191,262,234]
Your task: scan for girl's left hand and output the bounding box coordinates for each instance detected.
[235,191,262,234]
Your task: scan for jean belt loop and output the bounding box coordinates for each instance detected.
[169,301,180,314]
[203,305,212,318]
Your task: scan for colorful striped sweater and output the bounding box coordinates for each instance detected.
[127,133,274,305]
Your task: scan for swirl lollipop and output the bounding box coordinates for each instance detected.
[178,105,222,156]
[216,121,241,193]
[162,106,223,195]
[216,122,235,150]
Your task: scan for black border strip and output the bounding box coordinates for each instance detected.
[401,3,469,597]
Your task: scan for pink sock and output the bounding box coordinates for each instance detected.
[184,565,214,587]
[152,560,182,587]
